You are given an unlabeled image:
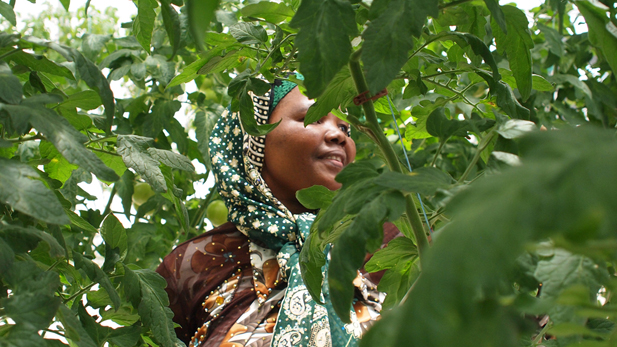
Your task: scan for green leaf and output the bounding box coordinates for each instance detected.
[81,34,111,60]
[161,166,189,233]
[229,22,268,44]
[57,304,98,347]
[496,119,535,139]
[374,168,454,196]
[123,266,177,347]
[577,1,617,74]
[186,0,221,51]
[166,43,237,88]
[426,107,469,140]
[115,170,135,219]
[0,237,14,275]
[0,1,16,26]
[116,135,167,192]
[0,73,23,104]
[11,105,119,181]
[483,0,506,34]
[146,148,195,172]
[241,1,295,23]
[160,0,181,57]
[59,0,70,10]
[229,75,281,136]
[101,213,128,262]
[305,66,356,126]
[491,5,534,101]
[328,190,405,322]
[194,110,220,170]
[365,237,417,272]
[362,0,438,94]
[360,127,617,347]
[59,90,102,110]
[537,23,564,57]
[0,224,65,257]
[535,248,607,301]
[72,252,122,309]
[65,209,98,234]
[0,158,69,225]
[290,0,357,98]
[93,151,127,178]
[143,99,181,139]
[436,32,501,81]
[474,69,530,119]
[550,74,593,99]
[532,75,553,92]
[9,51,75,80]
[133,0,158,52]
[299,221,329,303]
[378,257,420,309]
[3,278,61,331]
[297,185,336,210]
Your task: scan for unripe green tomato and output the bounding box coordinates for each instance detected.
[133,182,155,206]
[206,200,228,227]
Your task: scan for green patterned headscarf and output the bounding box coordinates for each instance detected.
[209,78,362,347]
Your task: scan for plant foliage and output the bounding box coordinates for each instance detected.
[0,0,616,346]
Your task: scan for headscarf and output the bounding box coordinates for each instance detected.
[209,77,362,347]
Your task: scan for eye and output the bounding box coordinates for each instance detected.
[338,124,349,134]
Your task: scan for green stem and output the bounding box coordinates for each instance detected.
[458,131,496,183]
[89,148,121,156]
[532,317,552,346]
[6,134,44,143]
[84,135,117,145]
[190,173,217,229]
[46,258,64,272]
[424,79,484,115]
[257,35,296,71]
[9,0,15,7]
[348,53,429,259]
[64,282,97,303]
[430,141,446,167]
[103,185,117,216]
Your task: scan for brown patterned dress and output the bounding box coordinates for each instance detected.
[156,222,401,347]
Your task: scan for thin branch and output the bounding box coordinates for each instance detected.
[88,148,121,156]
[103,184,117,216]
[424,79,484,115]
[6,134,44,143]
[458,131,496,183]
[84,135,117,146]
[430,141,446,167]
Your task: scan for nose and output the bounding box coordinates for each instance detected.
[322,115,347,146]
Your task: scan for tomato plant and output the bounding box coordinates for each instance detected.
[0,0,615,346]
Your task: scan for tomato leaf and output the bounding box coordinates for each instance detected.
[362,0,438,94]
[0,158,69,225]
[290,0,357,98]
[491,6,534,101]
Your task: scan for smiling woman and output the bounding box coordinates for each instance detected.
[156,76,399,347]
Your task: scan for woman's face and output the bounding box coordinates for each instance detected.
[262,87,356,213]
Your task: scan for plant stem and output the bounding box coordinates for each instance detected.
[85,135,117,145]
[458,131,496,183]
[89,148,121,156]
[64,282,97,303]
[103,185,117,216]
[430,140,445,167]
[6,134,44,143]
[348,52,429,259]
[424,78,484,115]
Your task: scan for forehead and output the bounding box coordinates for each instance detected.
[273,88,314,118]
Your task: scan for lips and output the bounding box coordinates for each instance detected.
[319,150,346,168]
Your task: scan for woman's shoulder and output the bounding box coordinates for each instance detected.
[167,222,245,257]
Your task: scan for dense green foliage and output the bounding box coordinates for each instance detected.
[0,0,616,346]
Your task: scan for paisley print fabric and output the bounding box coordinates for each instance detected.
[157,78,400,347]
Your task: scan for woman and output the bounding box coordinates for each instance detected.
[157,78,399,347]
